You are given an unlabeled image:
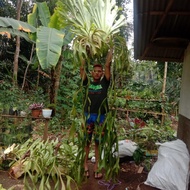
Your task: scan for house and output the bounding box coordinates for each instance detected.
[133,0,190,152]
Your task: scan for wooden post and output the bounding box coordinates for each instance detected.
[43,118,50,141]
[161,62,168,125]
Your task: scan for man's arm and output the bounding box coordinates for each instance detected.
[104,49,113,81]
[80,59,87,80]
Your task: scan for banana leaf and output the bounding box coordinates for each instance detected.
[36,26,64,69]
[0,17,36,33]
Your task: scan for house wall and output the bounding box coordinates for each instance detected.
[178,44,190,152]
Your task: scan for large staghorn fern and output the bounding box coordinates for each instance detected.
[86,0,125,35]
[56,0,126,62]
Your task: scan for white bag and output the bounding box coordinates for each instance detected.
[117,139,138,157]
[145,139,190,190]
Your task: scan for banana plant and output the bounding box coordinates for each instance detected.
[0,17,65,70]
[0,2,72,70]
[0,2,74,116]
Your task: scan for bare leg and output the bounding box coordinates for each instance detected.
[94,141,99,171]
[84,142,90,170]
[94,142,103,179]
[84,142,91,177]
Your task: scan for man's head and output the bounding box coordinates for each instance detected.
[91,64,103,81]
[93,64,103,70]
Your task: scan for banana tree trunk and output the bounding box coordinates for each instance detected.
[49,46,65,116]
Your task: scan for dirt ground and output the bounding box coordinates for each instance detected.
[78,160,150,190]
[0,157,160,190]
[2,156,189,190]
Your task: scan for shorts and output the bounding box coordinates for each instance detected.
[84,113,106,143]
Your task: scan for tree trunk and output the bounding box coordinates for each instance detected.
[21,44,35,90]
[13,0,23,86]
[49,46,65,116]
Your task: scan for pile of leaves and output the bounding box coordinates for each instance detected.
[6,138,78,190]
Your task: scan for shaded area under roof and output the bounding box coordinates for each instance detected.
[133,0,190,62]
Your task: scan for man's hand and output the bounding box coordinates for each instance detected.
[106,48,113,64]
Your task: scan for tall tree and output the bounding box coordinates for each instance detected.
[13,0,23,86]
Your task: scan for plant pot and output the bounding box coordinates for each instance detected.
[42,109,52,118]
[31,109,42,118]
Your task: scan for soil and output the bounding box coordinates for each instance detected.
[0,157,159,190]
[78,159,150,190]
[2,142,189,190]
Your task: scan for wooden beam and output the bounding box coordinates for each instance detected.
[114,108,167,116]
[138,56,183,63]
[143,11,190,16]
[147,43,187,49]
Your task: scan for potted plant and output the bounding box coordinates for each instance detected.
[29,103,44,118]
[42,108,52,118]
[42,103,55,118]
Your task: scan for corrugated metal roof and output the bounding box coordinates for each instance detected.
[133,0,190,62]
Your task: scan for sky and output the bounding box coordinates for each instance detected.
[125,0,134,49]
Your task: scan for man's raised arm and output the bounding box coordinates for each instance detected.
[80,59,87,80]
[104,49,113,81]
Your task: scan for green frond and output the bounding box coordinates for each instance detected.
[56,0,126,60]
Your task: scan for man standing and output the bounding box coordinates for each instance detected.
[80,49,113,179]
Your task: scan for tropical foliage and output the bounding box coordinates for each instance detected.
[55,0,130,182]
[56,0,129,71]
[0,2,68,70]
[0,0,129,185]
[0,0,182,189]
[9,138,78,190]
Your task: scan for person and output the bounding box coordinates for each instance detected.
[80,49,113,179]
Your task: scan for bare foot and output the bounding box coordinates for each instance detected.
[94,171,103,179]
[84,170,90,178]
